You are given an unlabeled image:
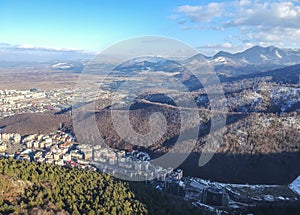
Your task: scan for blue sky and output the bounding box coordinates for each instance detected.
[1,0,300,55]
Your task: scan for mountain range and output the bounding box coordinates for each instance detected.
[1,43,300,78]
[208,46,300,77]
[212,46,300,66]
[108,46,300,79]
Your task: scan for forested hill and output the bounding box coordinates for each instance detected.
[0,158,146,215]
[0,158,199,215]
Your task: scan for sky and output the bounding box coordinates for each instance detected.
[1,0,300,56]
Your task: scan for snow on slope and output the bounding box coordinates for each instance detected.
[52,62,74,69]
[289,176,300,195]
[275,49,282,59]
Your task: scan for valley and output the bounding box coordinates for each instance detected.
[0,45,300,214]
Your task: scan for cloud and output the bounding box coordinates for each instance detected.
[176,2,224,23]
[0,43,90,53]
[0,43,94,62]
[244,26,300,46]
[172,0,300,48]
[239,0,252,6]
[224,1,300,29]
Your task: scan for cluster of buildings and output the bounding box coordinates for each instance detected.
[0,87,129,119]
[0,133,22,153]
[0,89,47,116]
[0,129,183,182]
[0,89,71,118]
[182,177,300,214]
[1,128,300,214]
[89,146,181,181]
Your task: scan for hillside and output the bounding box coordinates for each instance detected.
[0,102,299,185]
[0,158,200,215]
[0,56,300,185]
[0,111,70,135]
[0,158,146,215]
[223,64,300,85]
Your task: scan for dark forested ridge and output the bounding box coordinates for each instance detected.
[0,158,146,215]
[0,158,200,215]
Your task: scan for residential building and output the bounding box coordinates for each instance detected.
[0,143,7,152]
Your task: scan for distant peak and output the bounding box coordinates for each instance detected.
[213,50,232,58]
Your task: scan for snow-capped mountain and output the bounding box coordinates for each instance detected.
[110,46,300,78]
[209,46,300,76]
[212,46,300,65]
[114,57,182,74]
[1,42,300,78]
